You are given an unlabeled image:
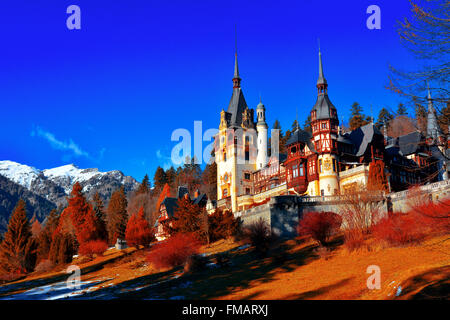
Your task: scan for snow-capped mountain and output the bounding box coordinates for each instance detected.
[0,161,139,224]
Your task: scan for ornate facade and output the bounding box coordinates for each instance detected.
[213,50,449,214]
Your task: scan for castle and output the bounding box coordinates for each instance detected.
[210,49,450,214]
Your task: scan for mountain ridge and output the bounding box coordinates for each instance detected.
[0,160,140,233]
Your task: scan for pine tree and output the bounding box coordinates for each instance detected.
[37,209,59,263]
[165,167,177,189]
[125,207,154,248]
[63,182,99,246]
[414,98,427,134]
[92,192,108,242]
[31,219,42,238]
[156,183,171,212]
[136,174,150,194]
[303,115,312,133]
[0,199,35,274]
[396,103,408,116]
[375,108,394,130]
[107,187,128,244]
[349,102,369,130]
[203,161,217,201]
[168,196,206,243]
[153,166,167,192]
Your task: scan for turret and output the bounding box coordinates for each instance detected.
[256,98,268,169]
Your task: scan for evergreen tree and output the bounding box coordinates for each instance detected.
[165,167,177,189]
[396,103,408,116]
[438,101,450,135]
[125,207,154,248]
[166,196,207,243]
[37,209,59,263]
[375,108,394,130]
[0,199,36,274]
[291,119,299,131]
[92,192,108,242]
[107,187,128,244]
[203,161,217,201]
[153,166,167,192]
[349,102,369,130]
[63,182,100,246]
[136,174,150,194]
[414,98,427,134]
[303,115,312,133]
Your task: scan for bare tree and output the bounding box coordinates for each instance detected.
[387,0,449,115]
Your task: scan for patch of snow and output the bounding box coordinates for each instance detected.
[0,280,103,300]
[0,160,40,189]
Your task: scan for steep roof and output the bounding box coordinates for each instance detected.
[312,94,337,120]
[227,88,248,127]
[348,123,383,157]
[285,128,316,153]
[398,131,423,156]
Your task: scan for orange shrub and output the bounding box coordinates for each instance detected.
[373,198,450,247]
[78,240,108,257]
[147,233,200,270]
[125,207,155,248]
[298,211,342,246]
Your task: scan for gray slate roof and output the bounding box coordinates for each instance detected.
[227,88,248,127]
[311,94,337,120]
[285,128,316,153]
[347,123,383,157]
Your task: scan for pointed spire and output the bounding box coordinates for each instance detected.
[234,53,240,79]
[317,39,327,86]
[316,40,328,96]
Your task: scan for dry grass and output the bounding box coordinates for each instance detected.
[1,235,448,300]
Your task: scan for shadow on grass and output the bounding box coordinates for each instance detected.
[396,265,450,300]
[81,237,332,300]
[280,277,353,300]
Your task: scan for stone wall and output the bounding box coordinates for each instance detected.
[234,180,450,238]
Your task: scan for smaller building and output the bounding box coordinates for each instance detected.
[154,186,208,241]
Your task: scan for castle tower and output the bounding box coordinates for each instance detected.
[256,98,268,169]
[308,47,340,196]
[215,52,257,213]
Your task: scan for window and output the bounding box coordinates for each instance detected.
[223,189,228,197]
[319,159,323,173]
[245,188,251,195]
[299,164,304,176]
[293,165,298,178]
[244,173,251,180]
[332,159,336,172]
[321,189,325,196]
[223,152,227,161]
[321,122,327,129]
[245,151,249,161]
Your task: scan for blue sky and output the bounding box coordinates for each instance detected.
[0,0,418,182]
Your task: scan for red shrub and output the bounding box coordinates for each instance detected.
[298,211,342,246]
[78,240,108,257]
[372,211,426,246]
[147,233,201,270]
[373,198,450,247]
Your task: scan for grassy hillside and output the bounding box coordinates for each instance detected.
[0,233,448,300]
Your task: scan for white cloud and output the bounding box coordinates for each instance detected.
[31,126,89,158]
